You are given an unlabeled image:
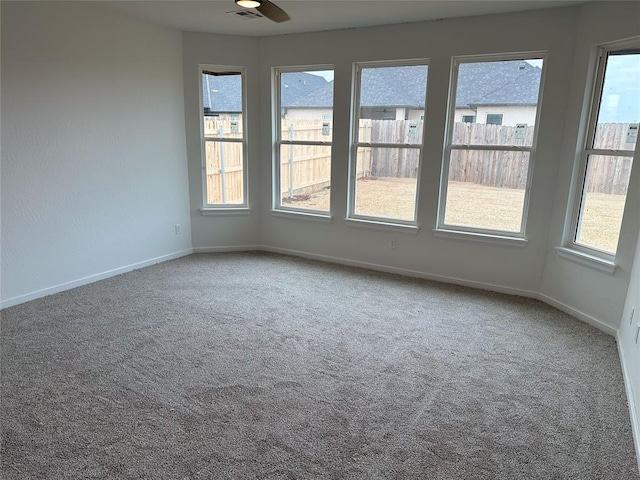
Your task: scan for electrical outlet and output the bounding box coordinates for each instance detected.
[175,224,181,235]
[630,307,635,325]
[388,239,396,249]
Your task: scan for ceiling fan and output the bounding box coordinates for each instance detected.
[235,0,290,23]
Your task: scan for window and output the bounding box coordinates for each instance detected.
[570,45,639,257]
[348,61,429,224]
[462,115,476,124]
[273,67,334,214]
[438,55,545,236]
[200,66,248,208]
[486,113,503,125]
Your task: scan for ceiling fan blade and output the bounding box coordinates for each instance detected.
[256,0,290,23]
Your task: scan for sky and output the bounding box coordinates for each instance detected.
[599,53,640,123]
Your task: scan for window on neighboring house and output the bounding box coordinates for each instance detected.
[200,66,248,208]
[486,113,503,125]
[348,61,429,224]
[570,46,639,257]
[273,67,334,214]
[462,115,476,123]
[439,55,545,236]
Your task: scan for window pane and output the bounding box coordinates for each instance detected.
[357,65,428,145]
[576,155,632,253]
[280,144,331,212]
[204,140,244,205]
[354,147,419,221]
[593,53,640,151]
[453,59,543,146]
[281,71,334,139]
[202,72,243,140]
[203,116,243,138]
[486,114,503,125]
[444,150,530,232]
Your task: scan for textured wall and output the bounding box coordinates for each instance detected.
[1,2,192,304]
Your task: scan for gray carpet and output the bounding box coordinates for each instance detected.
[1,252,638,479]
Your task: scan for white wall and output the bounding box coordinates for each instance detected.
[540,1,640,329]
[0,2,192,306]
[2,2,638,338]
[284,108,333,120]
[620,231,640,471]
[256,7,579,295]
[182,33,262,250]
[475,105,538,126]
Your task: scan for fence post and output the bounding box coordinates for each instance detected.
[288,124,294,197]
[218,125,227,204]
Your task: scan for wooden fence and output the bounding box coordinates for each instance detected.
[204,118,635,203]
[203,118,244,204]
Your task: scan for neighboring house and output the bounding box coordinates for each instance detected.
[284,61,543,126]
[202,72,243,116]
[454,61,542,126]
[202,71,329,116]
[283,65,429,121]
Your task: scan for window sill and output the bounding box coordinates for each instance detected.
[433,228,528,247]
[200,207,251,216]
[345,218,420,234]
[555,246,617,275]
[270,209,332,223]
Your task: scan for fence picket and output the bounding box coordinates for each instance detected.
[204,119,633,202]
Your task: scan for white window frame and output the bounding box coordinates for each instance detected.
[565,40,640,263]
[437,52,547,239]
[272,65,334,217]
[347,59,429,227]
[461,115,476,124]
[199,65,249,211]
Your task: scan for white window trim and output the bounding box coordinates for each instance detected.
[564,40,640,264]
[345,218,420,234]
[272,65,334,216]
[433,228,528,247]
[436,51,548,240]
[347,59,430,227]
[200,208,252,217]
[555,246,617,275]
[269,209,332,223]
[198,64,250,211]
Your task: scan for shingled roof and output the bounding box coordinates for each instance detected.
[287,60,541,109]
[456,60,541,107]
[202,60,542,113]
[202,71,329,113]
[202,73,243,113]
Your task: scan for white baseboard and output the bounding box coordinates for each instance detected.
[261,245,540,298]
[0,248,193,310]
[617,335,640,474]
[537,293,616,336]
[2,245,619,338]
[192,245,261,253]
[262,245,619,336]
[2,243,633,468]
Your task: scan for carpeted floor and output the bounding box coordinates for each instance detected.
[1,252,638,479]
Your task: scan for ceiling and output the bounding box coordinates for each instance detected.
[109,0,589,37]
